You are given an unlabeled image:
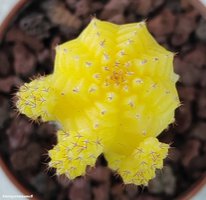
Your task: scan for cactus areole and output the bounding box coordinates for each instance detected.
[16,19,180,186]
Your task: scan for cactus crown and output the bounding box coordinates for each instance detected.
[16,18,180,186]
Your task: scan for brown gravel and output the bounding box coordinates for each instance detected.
[6,117,34,149]
[13,43,36,77]
[0,52,11,76]
[1,0,206,200]
[0,76,22,93]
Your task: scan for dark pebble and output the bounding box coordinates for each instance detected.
[0,52,11,77]
[6,117,34,149]
[69,178,91,200]
[196,18,206,41]
[75,0,91,17]
[131,0,164,17]
[148,9,176,43]
[197,90,206,119]
[181,139,200,167]
[87,166,111,183]
[174,57,200,86]
[19,12,51,39]
[148,166,176,196]
[13,43,36,77]
[190,155,206,171]
[183,45,206,69]
[190,122,206,141]
[10,143,42,171]
[93,184,110,200]
[41,0,82,30]
[168,148,181,163]
[100,0,130,20]
[177,85,196,102]
[175,102,192,133]
[0,76,22,93]
[30,172,57,199]
[6,27,44,51]
[200,69,206,88]
[0,95,10,128]
[171,10,198,46]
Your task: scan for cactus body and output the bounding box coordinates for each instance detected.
[16,19,180,185]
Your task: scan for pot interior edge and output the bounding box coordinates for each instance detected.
[0,0,28,41]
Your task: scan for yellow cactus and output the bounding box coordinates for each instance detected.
[16,18,180,186]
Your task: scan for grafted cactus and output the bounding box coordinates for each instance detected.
[16,18,180,186]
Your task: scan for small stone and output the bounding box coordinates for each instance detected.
[181,0,193,10]
[65,0,77,10]
[19,12,51,39]
[0,76,22,93]
[57,174,71,188]
[200,69,206,88]
[131,0,164,16]
[13,43,36,77]
[0,52,11,77]
[109,14,126,24]
[6,27,44,51]
[148,9,176,42]
[197,90,206,119]
[171,10,198,46]
[42,0,81,30]
[148,175,163,194]
[125,184,139,199]
[190,155,206,171]
[148,166,176,195]
[30,173,57,197]
[181,43,194,54]
[190,122,206,141]
[10,143,41,171]
[196,18,206,41]
[91,2,104,13]
[203,142,206,154]
[93,184,110,200]
[165,0,180,13]
[163,168,176,195]
[111,184,124,198]
[168,148,181,163]
[175,102,192,133]
[69,178,91,200]
[37,49,50,64]
[131,0,152,16]
[184,45,206,69]
[181,139,200,167]
[75,0,91,17]
[87,166,111,183]
[37,122,56,138]
[158,130,174,144]
[6,117,34,149]
[177,86,196,102]
[0,95,10,128]
[174,57,200,86]
[100,0,130,20]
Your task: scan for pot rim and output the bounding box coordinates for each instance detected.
[0,0,27,40]
[177,173,206,200]
[0,1,38,199]
[0,157,38,200]
[0,0,206,199]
